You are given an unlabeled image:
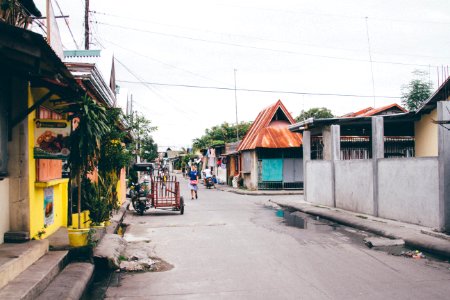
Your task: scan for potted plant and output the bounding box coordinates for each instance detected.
[67,95,109,247]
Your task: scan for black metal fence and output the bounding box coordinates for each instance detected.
[258,181,303,190]
[311,136,415,160]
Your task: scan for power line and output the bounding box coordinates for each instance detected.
[215,3,450,26]
[112,56,199,119]
[117,79,401,99]
[93,21,438,68]
[90,9,450,61]
[54,0,79,49]
[99,37,231,87]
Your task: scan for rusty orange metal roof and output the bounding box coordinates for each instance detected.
[342,103,406,118]
[237,100,302,151]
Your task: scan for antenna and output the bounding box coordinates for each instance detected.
[365,17,376,107]
[234,69,239,140]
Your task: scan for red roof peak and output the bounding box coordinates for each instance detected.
[237,100,301,151]
[342,103,406,118]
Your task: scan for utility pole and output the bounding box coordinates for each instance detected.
[46,0,50,43]
[234,69,239,140]
[84,0,89,50]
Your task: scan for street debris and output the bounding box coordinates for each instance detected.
[119,258,155,272]
[399,250,426,259]
[364,237,405,248]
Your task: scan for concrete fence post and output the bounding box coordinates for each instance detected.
[302,131,311,201]
[372,116,384,217]
[330,125,340,208]
[438,101,450,232]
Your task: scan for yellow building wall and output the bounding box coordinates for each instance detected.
[28,87,69,239]
[415,108,438,157]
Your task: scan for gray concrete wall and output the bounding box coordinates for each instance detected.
[305,160,334,206]
[242,150,258,190]
[335,160,374,215]
[378,157,440,228]
[0,178,9,244]
[8,79,30,232]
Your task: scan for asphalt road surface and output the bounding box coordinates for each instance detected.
[105,176,450,299]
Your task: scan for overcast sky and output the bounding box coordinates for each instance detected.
[35,0,450,149]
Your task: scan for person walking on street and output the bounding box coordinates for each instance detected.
[188,165,199,200]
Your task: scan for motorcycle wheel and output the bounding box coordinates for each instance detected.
[136,201,146,215]
[131,197,138,210]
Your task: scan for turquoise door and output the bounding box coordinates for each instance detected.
[262,159,283,181]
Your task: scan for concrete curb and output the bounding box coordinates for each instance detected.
[36,262,94,300]
[106,200,130,235]
[215,185,304,196]
[272,199,450,259]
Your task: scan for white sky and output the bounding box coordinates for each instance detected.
[35,0,450,148]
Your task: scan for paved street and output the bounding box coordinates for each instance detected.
[105,177,450,299]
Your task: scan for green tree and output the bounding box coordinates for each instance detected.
[401,70,433,111]
[192,121,252,150]
[140,136,158,161]
[126,112,158,162]
[295,107,334,122]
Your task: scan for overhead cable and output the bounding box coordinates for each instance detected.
[117,79,401,99]
[93,21,438,68]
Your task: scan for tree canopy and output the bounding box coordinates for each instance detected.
[295,107,334,122]
[126,112,158,162]
[401,70,433,111]
[193,121,252,150]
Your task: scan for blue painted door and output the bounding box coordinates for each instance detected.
[262,159,283,181]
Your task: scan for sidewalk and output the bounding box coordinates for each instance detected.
[271,198,450,259]
[214,184,304,196]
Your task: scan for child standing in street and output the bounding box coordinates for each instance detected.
[188,165,198,199]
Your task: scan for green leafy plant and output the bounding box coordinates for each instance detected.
[295,107,334,122]
[33,224,47,240]
[67,95,109,229]
[401,70,433,111]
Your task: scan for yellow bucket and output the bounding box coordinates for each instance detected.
[68,228,90,247]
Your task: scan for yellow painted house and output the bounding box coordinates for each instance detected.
[0,22,128,244]
[0,21,82,243]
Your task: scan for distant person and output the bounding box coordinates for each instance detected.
[203,168,212,183]
[189,165,199,199]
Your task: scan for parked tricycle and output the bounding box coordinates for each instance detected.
[130,174,184,216]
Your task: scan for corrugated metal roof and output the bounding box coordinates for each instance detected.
[237,100,302,151]
[64,49,114,87]
[342,103,406,118]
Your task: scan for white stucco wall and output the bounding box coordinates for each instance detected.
[335,160,374,215]
[378,158,440,228]
[0,178,9,244]
[305,160,333,206]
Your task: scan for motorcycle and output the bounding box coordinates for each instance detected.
[130,182,150,215]
[205,177,214,189]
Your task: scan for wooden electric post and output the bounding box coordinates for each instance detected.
[84,0,89,49]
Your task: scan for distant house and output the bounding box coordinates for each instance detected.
[304,103,413,160]
[341,103,406,118]
[237,100,303,190]
[289,81,450,232]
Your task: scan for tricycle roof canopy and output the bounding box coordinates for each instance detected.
[133,163,154,171]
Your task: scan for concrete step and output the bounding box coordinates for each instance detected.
[0,250,68,300]
[36,262,94,300]
[0,240,49,290]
